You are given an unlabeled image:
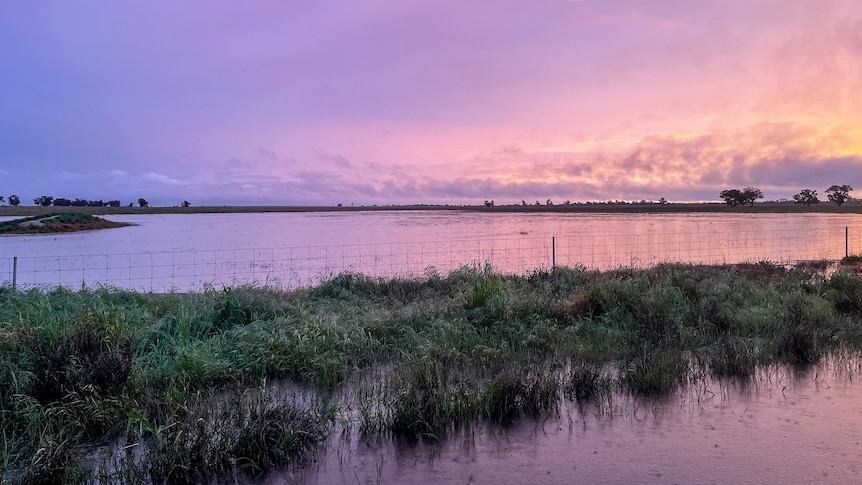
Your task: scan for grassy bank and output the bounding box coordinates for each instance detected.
[3,262,862,482]
[0,213,131,234]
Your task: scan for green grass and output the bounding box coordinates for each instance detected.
[2,262,862,481]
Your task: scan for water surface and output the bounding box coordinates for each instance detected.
[288,361,862,484]
[2,211,862,290]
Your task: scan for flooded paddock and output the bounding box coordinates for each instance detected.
[272,357,862,484]
[3,211,862,291]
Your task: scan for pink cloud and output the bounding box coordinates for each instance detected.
[3,0,862,205]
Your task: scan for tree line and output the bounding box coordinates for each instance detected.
[0,195,20,206]
[0,195,153,208]
[719,185,853,207]
[31,196,149,208]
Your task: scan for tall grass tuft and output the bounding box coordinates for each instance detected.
[462,267,508,327]
[709,337,757,378]
[142,387,332,482]
[775,292,835,365]
[565,364,613,403]
[30,323,133,405]
[387,359,479,439]
[484,371,559,423]
[825,270,862,316]
[621,349,688,396]
[14,433,88,485]
[211,287,253,330]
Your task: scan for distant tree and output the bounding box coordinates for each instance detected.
[107,200,121,207]
[53,197,72,206]
[521,200,527,206]
[792,189,820,206]
[34,195,54,207]
[826,185,853,206]
[483,200,494,207]
[720,187,763,207]
[137,198,149,208]
[128,203,134,207]
[741,187,763,207]
[9,194,20,206]
[71,198,88,206]
[564,200,571,205]
[546,199,553,206]
[0,195,4,205]
[659,197,668,205]
[719,189,743,207]
[534,201,540,206]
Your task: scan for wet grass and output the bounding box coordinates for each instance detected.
[841,254,862,266]
[135,387,332,483]
[3,262,862,481]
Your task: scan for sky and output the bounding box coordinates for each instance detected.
[1,1,861,207]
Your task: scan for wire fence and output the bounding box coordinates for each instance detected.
[2,227,861,292]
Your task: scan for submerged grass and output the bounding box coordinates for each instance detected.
[2,261,862,481]
[565,364,614,403]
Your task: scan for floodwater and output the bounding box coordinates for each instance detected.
[6,211,862,483]
[283,359,862,485]
[2,211,862,290]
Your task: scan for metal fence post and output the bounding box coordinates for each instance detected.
[12,256,17,290]
[552,236,556,270]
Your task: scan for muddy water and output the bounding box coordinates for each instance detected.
[272,360,862,484]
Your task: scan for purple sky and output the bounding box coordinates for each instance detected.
[2,1,861,206]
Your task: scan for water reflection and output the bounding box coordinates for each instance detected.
[282,357,862,485]
[2,211,862,291]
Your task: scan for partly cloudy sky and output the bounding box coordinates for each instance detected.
[1,1,861,206]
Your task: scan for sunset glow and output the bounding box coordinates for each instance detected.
[1,1,861,205]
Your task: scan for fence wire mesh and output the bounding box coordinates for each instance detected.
[3,227,861,292]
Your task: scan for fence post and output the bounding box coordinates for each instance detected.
[12,256,17,290]
[846,226,850,258]
[552,237,556,270]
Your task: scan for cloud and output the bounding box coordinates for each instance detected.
[142,172,184,185]
[3,1,862,206]
[54,169,132,182]
[315,151,353,169]
[169,117,862,206]
[345,120,862,203]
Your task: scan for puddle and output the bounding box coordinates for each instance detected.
[265,357,862,484]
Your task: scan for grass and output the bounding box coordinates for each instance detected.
[565,364,613,403]
[0,213,130,234]
[2,262,862,481]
